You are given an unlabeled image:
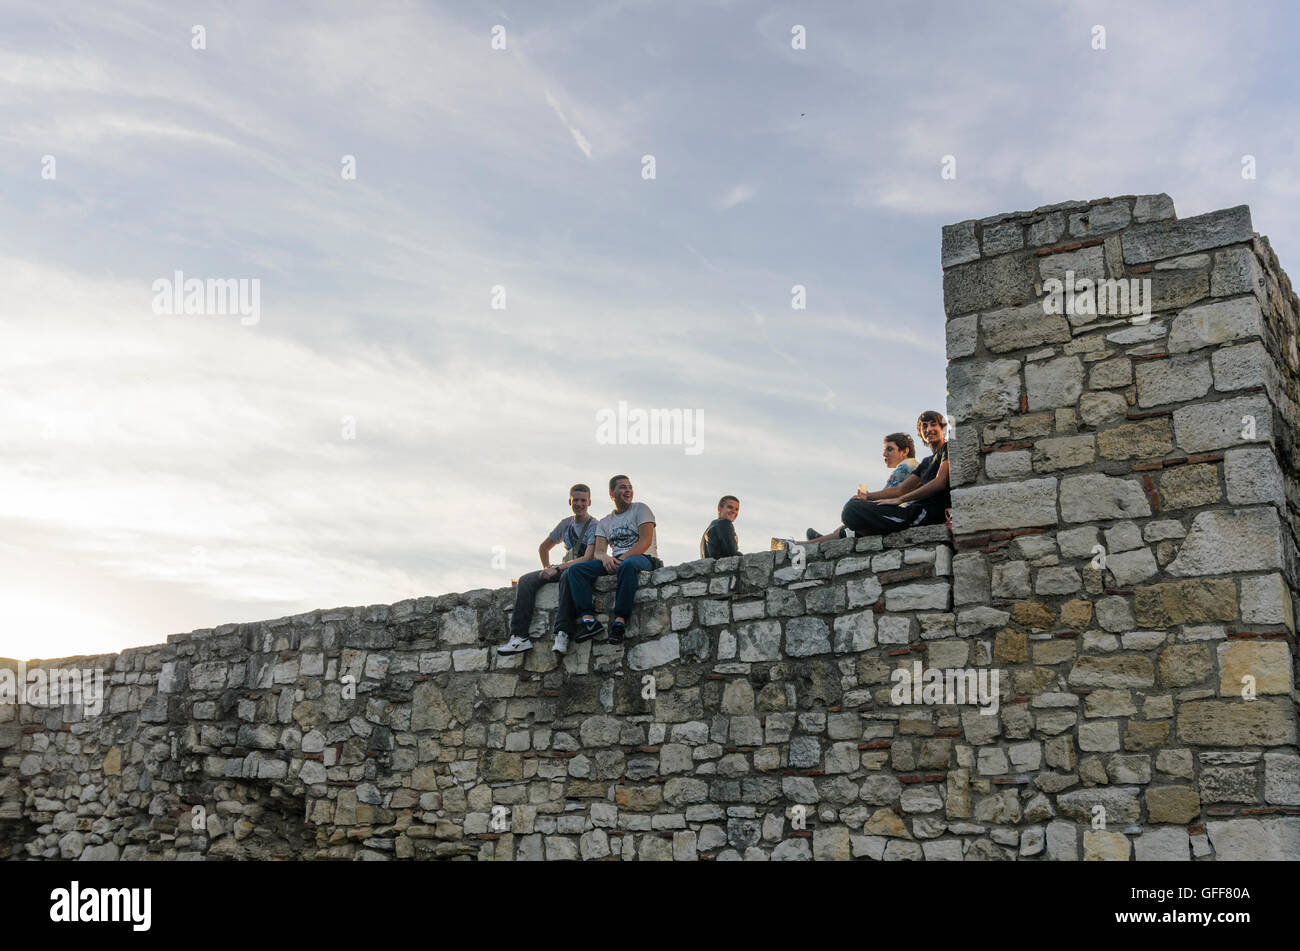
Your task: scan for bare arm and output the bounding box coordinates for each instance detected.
[860,473,920,501]
[883,461,949,505]
[538,538,558,570]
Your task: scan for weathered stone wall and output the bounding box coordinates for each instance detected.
[2,193,1297,861]
[3,530,961,861]
[943,193,1300,860]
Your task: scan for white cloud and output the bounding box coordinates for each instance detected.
[716,184,756,209]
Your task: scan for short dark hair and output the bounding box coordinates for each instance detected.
[609,474,630,493]
[883,433,916,458]
[717,495,739,509]
[569,484,591,497]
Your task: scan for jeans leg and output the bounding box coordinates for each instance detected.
[510,569,550,638]
[613,555,653,619]
[566,560,604,616]
[555,571,578,634]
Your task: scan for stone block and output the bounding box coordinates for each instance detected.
[1067,655,1154,688]
[1168,297,1264,353]
[1070,201,1132,237]
[1157,464,1221,510]
[1079,392,1128,427]
[1039,245,1106,281]
[1028,212,1066,246]
[1134,579,1237,626]
[1173,395,1271,454]
[1060,474,1150,522]
[1089,358,1132,390]
[1264,753,1300,806]
[986,450,1031,479]
[1105,548,1158,587]
[1132,193,1175,223]
[1033,435,1095,472]
[1145,786,1201,824]
[1211,341,1269,392]
[1096,418,1173,461]
[951,478,1057,533]
[1217,640,1292,696]
[941,220,980,268]
[1135,355,1213,408]
[991,561,1031,599]
[1121,205,1253,264]
[785,617,832,657]
[1167,508,1283,576]
[947,314,978,358]
[1210,246,1262,296]
[943,252,1039,316]
[1239,573,1293,629]
[1156,644,1213,687]
[1177,699,1296,746]
[1205,818,1300,861]
[1134,827,1190,861]
[952,551,989,606]
[1025,356,1085,411]
[947,358,1022,420]
[980,302,1070,353]
[1224,447,1284,506]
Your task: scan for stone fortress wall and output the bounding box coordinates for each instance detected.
[2,194,1297,861]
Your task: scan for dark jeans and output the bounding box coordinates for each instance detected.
[510,569,560,638]
[840,499,917,537]
[566,555,656,622]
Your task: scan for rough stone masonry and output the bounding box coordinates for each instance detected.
[2,194,1298,861]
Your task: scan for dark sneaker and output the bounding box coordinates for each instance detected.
[606,618,627,644]
[574,616,604,641]
[805,528,820,541]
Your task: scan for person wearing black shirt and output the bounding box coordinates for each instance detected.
[837,410,951,537]
[700,495,741,558]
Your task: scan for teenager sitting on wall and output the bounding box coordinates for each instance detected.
[804,411,949,540]
[497,484,599,657]
[564,474,662,645]
[701,495,741,558]
[802,428,925,544]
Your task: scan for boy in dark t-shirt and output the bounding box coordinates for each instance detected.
[700,495,741,558]
[835,411,950,537]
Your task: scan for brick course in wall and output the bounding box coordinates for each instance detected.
[2,194,1298,861]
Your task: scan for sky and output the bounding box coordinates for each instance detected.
[3,0,1299,660]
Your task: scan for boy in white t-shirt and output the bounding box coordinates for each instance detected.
[564,474,660,645]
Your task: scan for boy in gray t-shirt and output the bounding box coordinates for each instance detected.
[564,475,660,645]
[597,501,658,559]
[498,484,599,657]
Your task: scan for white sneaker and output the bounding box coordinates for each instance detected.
[497,635,532,655]
[552,631,570,655]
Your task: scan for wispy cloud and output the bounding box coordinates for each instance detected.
[545,90,594,159]
[5,0,1299,659]
[716,184,756,209]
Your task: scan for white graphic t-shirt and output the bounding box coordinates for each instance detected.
[598,502,657,559]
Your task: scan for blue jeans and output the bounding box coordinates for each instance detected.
[565,555,655,622]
